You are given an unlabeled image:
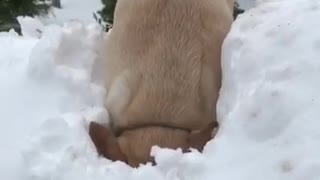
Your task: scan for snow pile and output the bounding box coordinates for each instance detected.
[217,0,320,179]
[1,0,320,179]
[0,17,107,180]
[0,25,39,180]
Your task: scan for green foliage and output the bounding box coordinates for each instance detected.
[94,0,116,31]
[0,0,51,32]
[99,0,116,25]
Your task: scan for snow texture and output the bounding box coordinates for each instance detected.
[1,0,320,180]
[0,18,108,180]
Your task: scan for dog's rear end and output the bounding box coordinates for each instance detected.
[90,0,234,167]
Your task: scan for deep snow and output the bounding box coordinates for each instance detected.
[0,18,108,180]
[1,0,320,180]
[0,29,38,180]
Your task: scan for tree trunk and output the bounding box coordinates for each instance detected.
[52,0,61,8]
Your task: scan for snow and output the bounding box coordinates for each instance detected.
[39,0,102,25]
[1,0,320,180]
[238,0,256,10]
[0,29,38,180]
[0,18,108,180]
[217,0,320,179]
[16,16,45,38]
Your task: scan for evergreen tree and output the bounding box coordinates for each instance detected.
[0,0,51,33]
[95,0,116,31]
[52,0,61,8]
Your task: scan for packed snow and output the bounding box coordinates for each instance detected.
[1,0,320,180]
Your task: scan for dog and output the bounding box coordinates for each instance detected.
[89,0,234,167]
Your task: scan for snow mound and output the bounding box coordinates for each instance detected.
[1,0,320,179]
[217,0,320,179]
[0,18,108,180]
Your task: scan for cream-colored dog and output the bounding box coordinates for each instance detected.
[89,0,234,167]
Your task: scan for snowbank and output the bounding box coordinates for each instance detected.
[0,18,107,180]
[1,0,320,179]
[0,26,39,180]
[217,0,320,179]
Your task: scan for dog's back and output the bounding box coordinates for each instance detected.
[101,0,234,166]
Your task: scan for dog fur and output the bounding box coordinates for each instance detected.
[90,0,234,167]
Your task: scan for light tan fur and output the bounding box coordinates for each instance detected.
[97,0,234,167]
